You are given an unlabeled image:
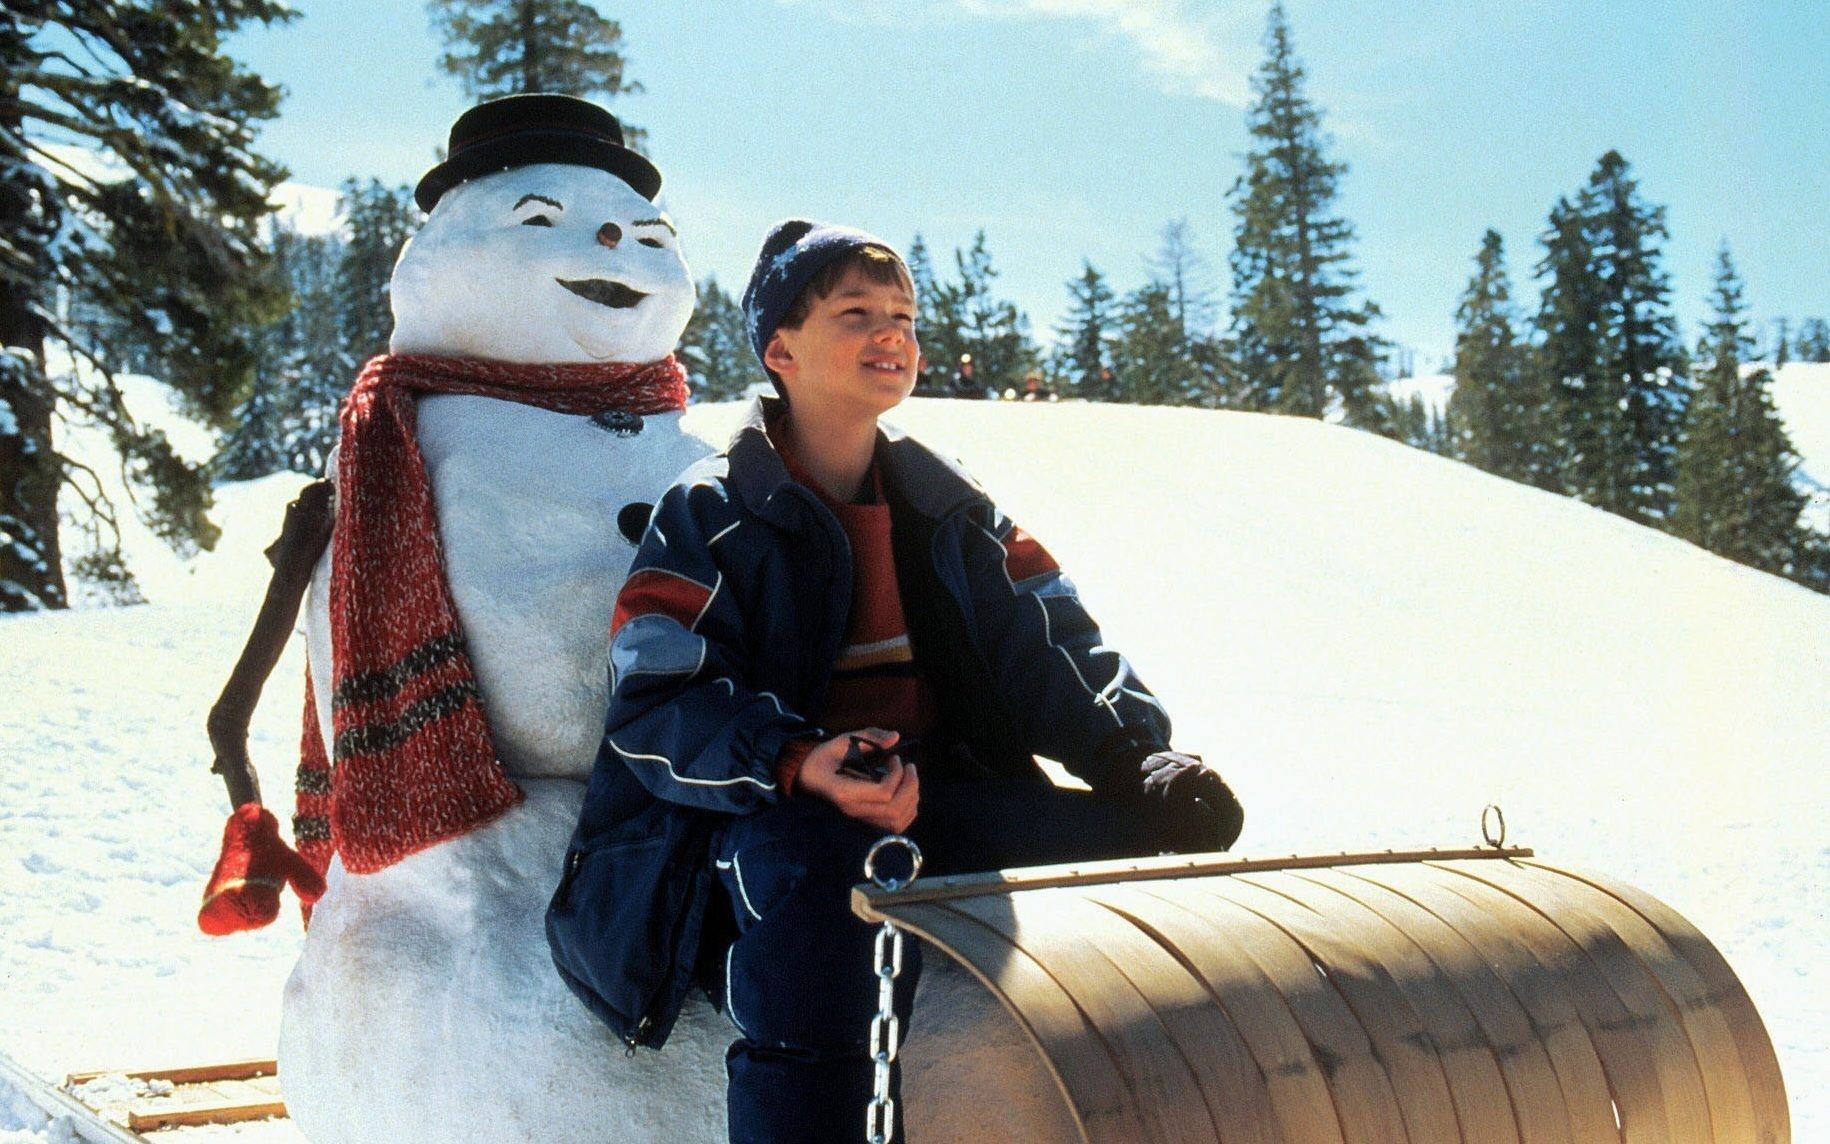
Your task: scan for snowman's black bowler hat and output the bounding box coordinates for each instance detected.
[414,93,662,212]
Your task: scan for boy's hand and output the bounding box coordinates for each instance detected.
[796,728,919,833]
[1138,751,1244,851]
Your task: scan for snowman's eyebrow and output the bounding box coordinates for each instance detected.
[631,217,676,236]
[513,194,564,211]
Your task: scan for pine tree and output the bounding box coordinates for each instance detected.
[1227,1,1387,429]
[1795,319,1830,362]
[1055,261,1118,400]
[336,180,418,368]
[1533,193,1607,499]
[1147,219,1219,345]
[218,218,347,479]
[429,0,639,107]
[1448,230,1552,484]
[1671,247,1808,581]
[1771,317,1790,367]
[1381,391,1452,454]
[1537,153,1689,522]
[1110,283,1188,406]
[2,2,290,611]
[218,221,297,481]
[678,276,757,401]
[216,362,288,481]
[952,231,1035,394]
[1587,151,1688,522]
[277,226,349,474]
[907,233,966,390]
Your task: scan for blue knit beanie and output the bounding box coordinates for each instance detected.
[741,219,897,380]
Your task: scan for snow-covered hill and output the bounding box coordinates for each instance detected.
[3,388,1827,1139]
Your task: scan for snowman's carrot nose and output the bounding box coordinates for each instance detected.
[596,222,622,249]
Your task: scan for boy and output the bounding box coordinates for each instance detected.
[548,221,1243,1143]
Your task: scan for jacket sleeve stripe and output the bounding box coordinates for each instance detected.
[606,737,779,791]
[1002,524,1061,582]
[976,519,1127,729]
[612,567,718,636]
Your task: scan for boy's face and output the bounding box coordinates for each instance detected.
[767,268,920,421]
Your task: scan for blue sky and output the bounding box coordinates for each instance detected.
[229,0,1828,370]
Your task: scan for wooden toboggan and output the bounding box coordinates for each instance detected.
[855,843,1789,1143]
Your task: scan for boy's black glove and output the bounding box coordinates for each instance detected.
[1138,751,1244,851]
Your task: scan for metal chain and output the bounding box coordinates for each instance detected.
[866,917,904,1144]
[862,835,922,1144]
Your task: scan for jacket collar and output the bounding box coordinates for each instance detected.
[724,397,987,526]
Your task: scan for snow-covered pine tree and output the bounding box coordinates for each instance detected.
[1770,317,1790,367]
[276,225,346,474]
[1671,246,1808,582]
[1055,261,1118,400]
[1227,1,1387,429]
[952,231,1035,395]
[216,360,288,481]
[216,217,345,479]
[1448,230,1553,485]
[2,1,290,611]
[336,180,417,369]
[678,276,756,401]
[429,0,641,139]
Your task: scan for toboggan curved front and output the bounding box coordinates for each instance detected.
[854,847,1789,1143]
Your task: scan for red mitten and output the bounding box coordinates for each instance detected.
[198,802,327,936]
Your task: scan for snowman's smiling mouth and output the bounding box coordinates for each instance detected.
[556,278,648,309]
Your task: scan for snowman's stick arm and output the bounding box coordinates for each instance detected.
[206,479,336,810]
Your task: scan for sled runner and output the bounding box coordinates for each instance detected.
[855,846,1790,1144]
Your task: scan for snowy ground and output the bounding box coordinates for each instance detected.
[3,371,1827,1140]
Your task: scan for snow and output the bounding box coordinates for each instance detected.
[1384,370,1453,412]
[268,184,343,239]
[1772,361,1830,532]
[50,368,225,607]
[3,387,1828,1138]
[1772,362,1830,476]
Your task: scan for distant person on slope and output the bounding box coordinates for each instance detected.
[951,352,987,398]
[550,220,1244,1143]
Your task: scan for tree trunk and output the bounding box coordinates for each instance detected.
[0,95,67,611]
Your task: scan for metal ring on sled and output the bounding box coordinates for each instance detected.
[853,847,1789,1143]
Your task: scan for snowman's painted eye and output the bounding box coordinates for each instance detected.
[522,215,555,228]
[637,237,664,248]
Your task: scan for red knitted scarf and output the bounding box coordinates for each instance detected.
[296,353,690,877]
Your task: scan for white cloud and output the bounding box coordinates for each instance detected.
[778,0,1256,106]
[957,0,1255,105]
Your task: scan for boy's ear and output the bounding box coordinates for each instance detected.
[763,333,795,378]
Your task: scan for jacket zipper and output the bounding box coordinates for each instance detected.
[623,1014,655,1055]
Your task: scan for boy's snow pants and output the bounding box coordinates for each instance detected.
[715,778,1207,1144]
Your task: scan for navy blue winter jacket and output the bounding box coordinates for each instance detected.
[547,397,1170,1049]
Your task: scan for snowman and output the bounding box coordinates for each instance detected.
[199,95,1070,1142]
